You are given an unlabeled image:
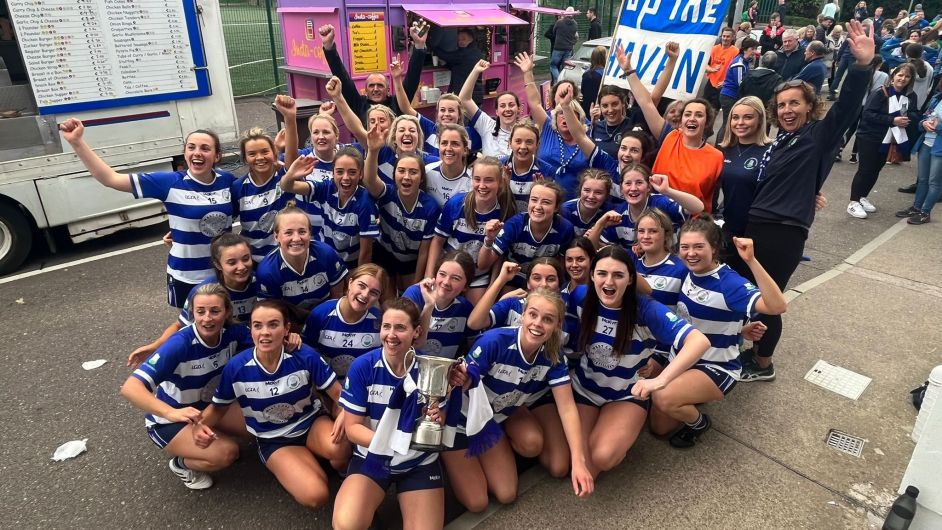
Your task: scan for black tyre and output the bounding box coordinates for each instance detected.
[0,201,33,275]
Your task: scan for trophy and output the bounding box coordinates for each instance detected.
[410,353,461,451]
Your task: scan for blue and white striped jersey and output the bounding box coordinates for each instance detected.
[424,160,472,208]
[464,327,570,423]
[340,348,438,472]
[499,155,541,213]
[600,194,687,248]
[418,114,483,156]
[632,254,688,310]
[301,298,380,378]
[179,276,259,325]
[676,264,761,379]
[213,345,337,438]
[301,182,379,268]
[588,146,623,199]
[488,295,575,352]
[129,170,236,283]
[296,146,341,183]
[561,198,608,237]
[256,241,348,310]
[492,214,574,278]
[230,169,291,261]
[374,183,441,262]
[568,285,693,405]
[435,192,504,258]
[403,284,473,359]
[132,324,252,428]
[375,146,439,187]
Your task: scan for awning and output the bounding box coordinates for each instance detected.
[510,3,580,16]
[403,4,529,26]
[276,7,336,13]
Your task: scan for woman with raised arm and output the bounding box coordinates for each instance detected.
[59,120,236,308]
[459,59,521,158]
[514,51,590,199]
[740,20,874,382]
[362,124,442,290]
[618,43,724,212]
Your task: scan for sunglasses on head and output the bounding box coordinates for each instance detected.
[774,79,806,92]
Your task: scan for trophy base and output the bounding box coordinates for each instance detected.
[410,442,447,453]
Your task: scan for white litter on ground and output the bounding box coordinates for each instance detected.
[81,360,107,370]
[52,439,88,461]
[805,360,872,400]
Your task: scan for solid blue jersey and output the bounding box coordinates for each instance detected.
[213,345,337,438]
[179,276,259,325]
[600,194,687,248]
[676,264,761,379]
[434,192,505,258]
[256,241,348,310]
[499,155,542,212]
[374,182,441,263]
[375,146,439,187]
[301,298,380,378]
[492,213,574,279]
[424,160,472,208]
[230,169,291,261]
[129,169,236,283]
[535,119,590,200]
[632,254,688,310]
[340,348,438,472]
[132,324,252,427]
[561,198,608,237]
[302,181,379,267]
[464,327,570,423]
[568,285,693,405]
[403,284,474,358]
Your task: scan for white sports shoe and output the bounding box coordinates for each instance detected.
[169,458,213,490]
[859,197,877,213]
[847,201,868,219]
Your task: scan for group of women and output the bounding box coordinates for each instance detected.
[58,18,878,530]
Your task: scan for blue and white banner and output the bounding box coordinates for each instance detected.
[603,0,733,100]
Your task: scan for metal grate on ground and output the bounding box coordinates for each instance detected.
[825,429,865,458]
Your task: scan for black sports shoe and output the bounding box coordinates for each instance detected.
[849,153,858,163]
[899,183,918,194]
[908,211,931,225]
[669,414,712,449]
[896,206,920,218]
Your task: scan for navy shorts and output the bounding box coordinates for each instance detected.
[372,243,418,277]
[347,455,444,493]
[468,270,492,289]
[256,434,308,465]
[147,422,187,449]
[693,365,738,395]
[167,274,199,309]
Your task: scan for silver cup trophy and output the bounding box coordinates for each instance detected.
[409,352,461,451]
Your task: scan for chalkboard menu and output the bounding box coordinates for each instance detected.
[9,0,211,114]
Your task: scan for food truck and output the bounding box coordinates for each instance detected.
[274,0,574,137]
[0,0,238,274]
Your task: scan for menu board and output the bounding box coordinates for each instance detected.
[8,0,210,114]
[348,11,387,75]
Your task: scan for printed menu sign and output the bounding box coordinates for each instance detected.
[348,11,387,75]
[9,0,204,111]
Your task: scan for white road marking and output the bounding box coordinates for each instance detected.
[0,239,166,285]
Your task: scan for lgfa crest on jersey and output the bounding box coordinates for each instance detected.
[744,157,758,170]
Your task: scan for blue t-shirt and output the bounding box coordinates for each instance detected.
[676,264,762,379]
[374,182,441,263]
[179,276,259,325]
[536,119,590,200]
[464,327,570,423]
[340,348,438,472]
[719,143,765,236]
[568,286,693,405]
[129,169,236,283]
[403,284,473,358]
[256,241,348,310]
[231,168,291,262]
[132,324,252,427]
[301,298,380,378]
[213,345,337,438]
[600,194,687,248]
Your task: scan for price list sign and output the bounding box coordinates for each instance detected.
[348,12,387,75]
[9,0,210,114]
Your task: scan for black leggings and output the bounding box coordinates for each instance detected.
[850,138,888,201]
[743,221,808,359]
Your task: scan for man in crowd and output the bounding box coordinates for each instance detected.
[704,27,738,111]
[587,7,602,40]
[550,7,579,84]
[775,29,805,80]
[795,40,829,94]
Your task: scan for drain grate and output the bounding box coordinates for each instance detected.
[826,429,865,457]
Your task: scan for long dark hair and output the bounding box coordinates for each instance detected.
[577,245,638,357]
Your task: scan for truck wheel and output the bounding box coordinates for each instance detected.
[0,202,33,275]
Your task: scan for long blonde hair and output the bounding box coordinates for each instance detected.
[462,156,516,230]
[524,288,566,365]
[719,96,771,148]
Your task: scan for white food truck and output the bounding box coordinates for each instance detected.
[0,0,238,274]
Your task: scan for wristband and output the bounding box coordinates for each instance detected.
[620,69,636,79]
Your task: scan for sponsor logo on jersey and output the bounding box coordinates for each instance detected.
[148,353,160,365]
[287,374,301,390]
